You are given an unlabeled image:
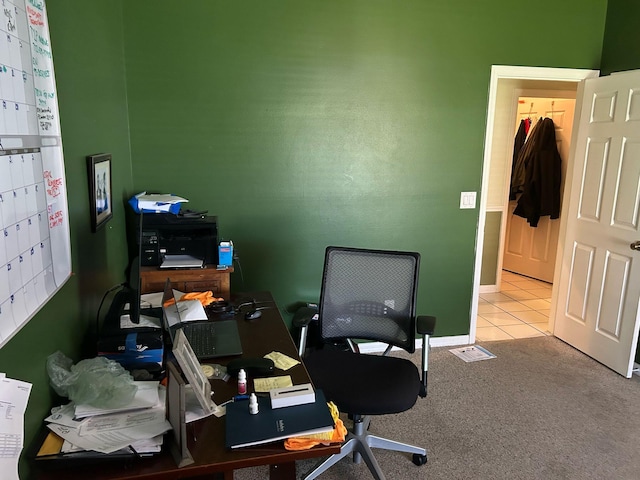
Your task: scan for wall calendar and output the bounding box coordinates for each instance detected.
[0,0,71,348]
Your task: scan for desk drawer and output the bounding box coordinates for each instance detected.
[140,266,232,299]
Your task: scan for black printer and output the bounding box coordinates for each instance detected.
[137,214,218,266]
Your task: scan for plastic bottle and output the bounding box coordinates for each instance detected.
[249,393,259,415]
[237,368,247,395]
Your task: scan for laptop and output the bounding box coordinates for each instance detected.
[161,279,243,360]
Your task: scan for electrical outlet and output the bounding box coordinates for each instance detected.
[460,192,476,209]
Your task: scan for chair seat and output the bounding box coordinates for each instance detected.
[305,349,421,415]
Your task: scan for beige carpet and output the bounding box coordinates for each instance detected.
[234,336,640,479]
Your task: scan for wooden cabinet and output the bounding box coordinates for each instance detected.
[140,265,233,299]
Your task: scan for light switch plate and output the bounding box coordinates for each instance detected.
[460,191,476,209]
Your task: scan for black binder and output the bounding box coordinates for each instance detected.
[225,390,334,449]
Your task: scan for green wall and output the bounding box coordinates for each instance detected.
[122,0,606,337]
[600,0,640,75]
[6,1,638,478]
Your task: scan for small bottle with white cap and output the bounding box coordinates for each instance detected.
[237,368,247,395]
[249,393,259,415]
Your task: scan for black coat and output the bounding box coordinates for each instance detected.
[512,117,561,227]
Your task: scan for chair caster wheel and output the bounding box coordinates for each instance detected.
[412,453,427,466]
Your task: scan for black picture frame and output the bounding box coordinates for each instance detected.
[87,153,113,232]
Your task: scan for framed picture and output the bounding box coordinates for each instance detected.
[87,153,113,232]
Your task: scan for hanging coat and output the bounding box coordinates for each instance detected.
[510,118,532,200]
[512,117,561,227]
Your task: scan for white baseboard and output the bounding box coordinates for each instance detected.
[357,335,471,354]
[479,284,499,294]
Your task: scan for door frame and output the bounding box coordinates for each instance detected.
[471,66,599,342]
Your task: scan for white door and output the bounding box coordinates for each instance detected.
[503,98,575,283]
[554,70,640,378]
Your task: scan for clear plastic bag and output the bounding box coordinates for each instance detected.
[46,351,138,408]
[201,363,229,381]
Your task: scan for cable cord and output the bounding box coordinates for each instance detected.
[233,255,244,289]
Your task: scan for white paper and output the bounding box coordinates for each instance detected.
[141,291,165,308]
[0,375,32,480]
[161,254,204,269]
[79,388,166,436]
[135,192,188,210]
[46,391,167,438]
[164,298,208,328]
[449,345,496,362]
[176,299,208,322]
[47,387,169,455]
[45,403,85,428]
[130,434,164,455]
[119,313,162,329]
[73,381,160,418]
[47,417,172,454]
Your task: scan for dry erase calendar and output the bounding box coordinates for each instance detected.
[0,0,71,348]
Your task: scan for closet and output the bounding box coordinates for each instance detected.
[502,97,575,283]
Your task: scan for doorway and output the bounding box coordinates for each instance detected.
[470,66,599,343]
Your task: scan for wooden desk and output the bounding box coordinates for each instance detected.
[140,265,233,299]
[33,292,339,480]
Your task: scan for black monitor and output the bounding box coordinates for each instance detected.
[125,211,150,324]
[126,254,142,324]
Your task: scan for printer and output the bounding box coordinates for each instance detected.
[137,214,218,266]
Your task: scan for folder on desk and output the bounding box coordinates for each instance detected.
[34,432,140,467]
[225,390,335,449]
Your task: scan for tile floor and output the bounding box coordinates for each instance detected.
[476,270,552,341]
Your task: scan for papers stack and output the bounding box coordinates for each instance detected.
[43,381,171,456]
[130,192,188,214]
[0,373,32,480]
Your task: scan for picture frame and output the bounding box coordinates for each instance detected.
[87,153,113,232]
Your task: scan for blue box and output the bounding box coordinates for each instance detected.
[97,331,164,375]
[218,241,233,267]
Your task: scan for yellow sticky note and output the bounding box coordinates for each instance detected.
[253,375,293,393]
[264,351,301,370]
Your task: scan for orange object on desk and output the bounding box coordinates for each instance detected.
[163,290,223,308]
[284,401,347,450]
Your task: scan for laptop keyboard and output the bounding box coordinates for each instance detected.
[185,323,217,358]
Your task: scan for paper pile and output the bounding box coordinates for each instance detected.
[0,373,32,480]
[130,192,188,213]
[44,381,171,455]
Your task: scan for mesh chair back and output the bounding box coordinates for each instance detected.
[318,247,420,352]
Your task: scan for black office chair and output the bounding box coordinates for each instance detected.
[295,246,436,480]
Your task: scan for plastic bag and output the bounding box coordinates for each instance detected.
[46,351,138,409]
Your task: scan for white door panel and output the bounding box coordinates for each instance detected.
[554,70,640,377]
[503,98,574,283]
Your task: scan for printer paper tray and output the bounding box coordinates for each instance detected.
[160,254,204,269]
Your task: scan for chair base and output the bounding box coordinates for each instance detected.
[302,416,426,480]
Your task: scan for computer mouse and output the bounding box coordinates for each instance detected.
[244,309,262,320]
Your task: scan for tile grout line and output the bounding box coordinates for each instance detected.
[477,271,552,342]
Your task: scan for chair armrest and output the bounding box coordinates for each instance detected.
[417,315,436,336]
[416,315,436,398]
[292,305,318,357]
[291,305,319,328]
